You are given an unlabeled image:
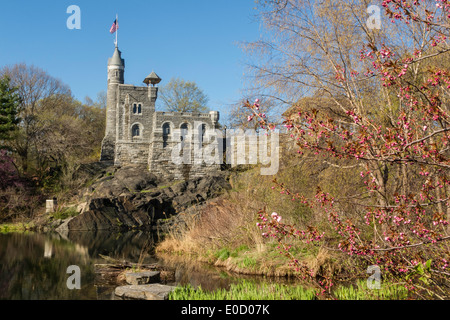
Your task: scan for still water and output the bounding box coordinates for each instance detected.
[0,230,242,300]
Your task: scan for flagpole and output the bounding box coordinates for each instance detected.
[115,14,118,48]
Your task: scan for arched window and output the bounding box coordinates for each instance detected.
[180,123,189,141]
[132,124,140,137]
[133,103,142,115]
[200,124,206,143]
[162,123,171,148]
[163,123,171,135]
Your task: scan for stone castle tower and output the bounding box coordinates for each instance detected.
[100,46,221,179]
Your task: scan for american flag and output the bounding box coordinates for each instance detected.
[110,19,118,34]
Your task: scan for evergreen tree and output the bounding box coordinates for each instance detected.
[0,75,20,150]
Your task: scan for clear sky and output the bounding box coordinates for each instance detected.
[0,0,262,122]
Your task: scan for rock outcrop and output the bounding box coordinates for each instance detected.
[56,163,230,232]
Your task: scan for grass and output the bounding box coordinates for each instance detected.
[214,248,232,260]
[0,222,33,233]
[238,256,257,269]
[50,207,79,220]
[169,279,318,300]
[169,278,411,300]
[214,245,250,261]
[332,280,410,300]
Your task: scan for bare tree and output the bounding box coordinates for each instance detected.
[0,64,71,174]
[158,77,209,113]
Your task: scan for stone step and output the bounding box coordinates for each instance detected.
[115,284,176,300]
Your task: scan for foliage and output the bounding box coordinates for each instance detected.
[0,64,71,174]
[246,0,450,298]
[0,150,21,189]
[49,207,79,221]
[159,77,209,113]
[0,150,43,222]
[0,63,106,221]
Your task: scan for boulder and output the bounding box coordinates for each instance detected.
[114,284,176,300]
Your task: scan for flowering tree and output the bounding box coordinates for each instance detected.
[247,0,449,298]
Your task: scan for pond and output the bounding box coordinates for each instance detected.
[0,230,291,300]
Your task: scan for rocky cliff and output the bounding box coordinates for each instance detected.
[55,163,231,232]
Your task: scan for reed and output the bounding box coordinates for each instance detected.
[169,278,411,300]
[169,279,318,300]
[332,280,410,300]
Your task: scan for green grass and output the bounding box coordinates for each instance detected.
[238,256,257,269]
[0,222,33,233]
[169,278,411,300]
[214,248,231,260]
[169,279,318,300]
[332,280,410,300]
[214,245,251,261]
[50,207,79,220]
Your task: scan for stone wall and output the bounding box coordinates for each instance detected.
[148,111,221,180]
[113,85,158,166]
[115,142,150,166]
[116,85,155,142]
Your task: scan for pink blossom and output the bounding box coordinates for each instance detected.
[271,212,282,222]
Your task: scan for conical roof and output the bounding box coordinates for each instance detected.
[108,47,124,67]
[143,71,162,85]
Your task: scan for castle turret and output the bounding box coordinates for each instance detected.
[143,71,161,103]
[100,47,125,161]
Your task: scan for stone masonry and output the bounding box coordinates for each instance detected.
[100,46,221,179]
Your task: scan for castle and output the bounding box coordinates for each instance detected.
[100,46,221,179]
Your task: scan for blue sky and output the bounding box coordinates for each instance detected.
[0,0,262,121]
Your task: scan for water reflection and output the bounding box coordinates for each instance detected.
[0,230,296,300]
[0,232,93,299]
[0,230,158,300]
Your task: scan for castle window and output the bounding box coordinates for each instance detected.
[163,123,171,135]
[132,103,142,115]
[132,124,140,137]
[162,123,171,148]
[180,123,189,141]
[201,124,206,142]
